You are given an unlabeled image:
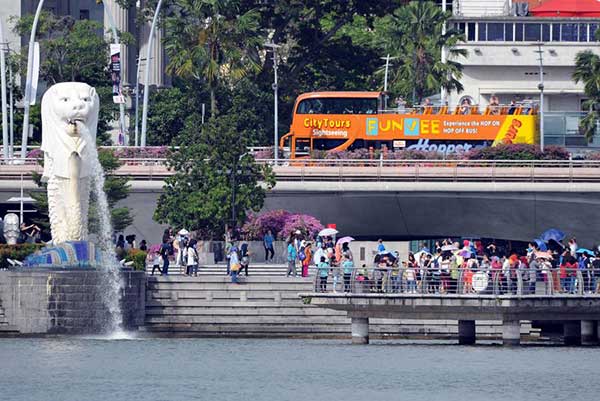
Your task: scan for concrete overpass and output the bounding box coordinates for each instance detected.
[1,159,600,245]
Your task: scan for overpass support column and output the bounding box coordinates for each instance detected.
[581,321,596,345]
[563,321,581,346]
[502,320,520,346]
[351,317,369,344]
[458,320,476,345]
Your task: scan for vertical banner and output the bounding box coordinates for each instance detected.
[28,41,40,106]
[110,43,125,104]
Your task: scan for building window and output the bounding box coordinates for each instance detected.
[515,23,524,41]
[467,22,476,41]
[505,23,514,41]
[578,24,588,42]
[524,24,541,41]
[542,24,551,42]
[487,23,504,41]
[478,23,487,41]
[80,9,90,20]
[590,24,599,41]
[551,24,560,41]
[561,23,578,42]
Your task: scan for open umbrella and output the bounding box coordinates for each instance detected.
[540,228,565,243]
[318,228,338,237]
[533,238,548,251]
[441,244,458,252]
[457,249,472,258]
[336,236,355,245]
[178,228,190,236]
[577,248,595,256]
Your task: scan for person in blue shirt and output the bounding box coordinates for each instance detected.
[318,256,330,292]
[377,239,386,254]
[287,239,297,277]
[342,257,354,293]
[263,230,275,262]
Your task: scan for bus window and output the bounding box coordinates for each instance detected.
[313,138,347,151]
[296,98,377,115]
[295,138,310,156]
[348,139,365,151]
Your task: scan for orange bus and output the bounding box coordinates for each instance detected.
[279,91,538,158]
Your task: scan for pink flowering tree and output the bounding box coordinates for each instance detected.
[242,210,324,240]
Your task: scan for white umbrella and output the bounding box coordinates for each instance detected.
[441,244,458,252]
[178,228,190,236]
[318,228,338,237]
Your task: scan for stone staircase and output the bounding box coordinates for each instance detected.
[143,274,534,339]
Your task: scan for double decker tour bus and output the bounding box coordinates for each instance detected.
[279,91,538,158]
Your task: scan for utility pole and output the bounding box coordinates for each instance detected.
[140,0,164,147]
[441,0,448,104]
[0,17,9,159]
[20,0,45,159]
[535,43,545,151]
[265,42,280,162]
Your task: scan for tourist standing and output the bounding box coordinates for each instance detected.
[186,239,199,276]
[263,230,275,262]
[377,239,386,254]
[287,239,297,277]
[239,239,250,277]
[159,238,171,276]
[317,256,329,292]
[301,242,312,278]
[229,246,241,284]
[342,255,354,292]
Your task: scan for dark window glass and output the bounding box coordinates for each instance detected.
[561,24,578,41]
[296,98,377,115]
[515,23,524,41]
[467,23,476,41]
[348,139,365,151]
[456,22,466,35]
[487,23,504,41]
[295,138,310,154]
[505,23,514,41]
[478,23,487,41]
[590,24,599,41]
[79,9,89,20]
[542,24,550,42]
[551,24,560,41]
[578,24,588,42]
[312,139,347,151]
[524,24,540,41]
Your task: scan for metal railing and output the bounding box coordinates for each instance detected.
[2,157,600,182]
[313,266,600,296]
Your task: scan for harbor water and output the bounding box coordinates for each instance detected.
[0,338,599,401]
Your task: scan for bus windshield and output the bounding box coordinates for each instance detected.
[296,97,377,115]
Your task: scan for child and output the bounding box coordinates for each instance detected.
[317,256,330,293]
[405,263,416,293]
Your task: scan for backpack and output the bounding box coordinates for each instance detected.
[298,250,306,261]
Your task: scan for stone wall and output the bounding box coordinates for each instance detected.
[0,269,146,334]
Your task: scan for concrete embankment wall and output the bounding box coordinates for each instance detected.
[143,276,533,339]
[0,269,146,335]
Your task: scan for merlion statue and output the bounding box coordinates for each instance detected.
[41,82,99,244]
[3,213,20,245]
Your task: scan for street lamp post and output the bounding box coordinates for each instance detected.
[140,0,164,148]
[0,17,9,160]
[102,0,127,146]
[134,56,146,147]
[230,153,247,230]
[380,55,397,110]
[265,42,280,163]
[20,0,45,159]
[535,43,545,151]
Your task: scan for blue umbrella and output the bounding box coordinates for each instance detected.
[576,248,594,256]
[540,228,566,243]
[533,238,548,251]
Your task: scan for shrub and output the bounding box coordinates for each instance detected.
[26,149,43,159]
[464,144,569,160]
[242,210,324,240]
[280,214,324,240]
[0,244,44,268]
[125,249,148,271]
[111,146,171,159]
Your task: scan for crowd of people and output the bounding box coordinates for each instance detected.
[311,238,600,295]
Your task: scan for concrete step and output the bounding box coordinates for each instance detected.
[147,276,314,284]
[145,306,347,316]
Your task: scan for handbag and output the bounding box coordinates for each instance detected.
[231,263,241,272]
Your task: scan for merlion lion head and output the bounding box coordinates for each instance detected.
[3,213,20,245]
[40,82,100,181]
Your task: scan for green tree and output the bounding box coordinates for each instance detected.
[163,0,263,116]
[154,114,275,239]
[146,87,192,146]
[30,149,133,240]
[376,0,466,104]
[573,50,600,142]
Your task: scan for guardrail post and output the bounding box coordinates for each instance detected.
[415,162,419,182]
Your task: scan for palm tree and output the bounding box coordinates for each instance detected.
[164,0,262,116]
[378,0,467,104]
[573,50,600,142]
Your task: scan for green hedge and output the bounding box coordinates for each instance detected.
[0,244,44,268]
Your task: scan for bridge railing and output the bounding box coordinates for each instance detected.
[2,157,600,182]
[313,266,600,296]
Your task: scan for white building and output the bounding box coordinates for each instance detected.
[447,0,600,146]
